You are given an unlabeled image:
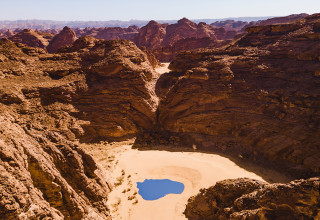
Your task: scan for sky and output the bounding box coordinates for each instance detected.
[0,0,319,21]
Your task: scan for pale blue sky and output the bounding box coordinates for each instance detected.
[0,0,319,21]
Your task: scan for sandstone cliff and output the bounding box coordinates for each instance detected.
[155,14,320,177]
[0,38,111,219]
[185,177,320,219]
[0,37,157,218]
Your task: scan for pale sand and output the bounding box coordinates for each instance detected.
[155,63,170,74]
[80,141,290,220]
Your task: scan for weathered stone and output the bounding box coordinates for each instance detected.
[185,178,320,220]
[47,26,77,53]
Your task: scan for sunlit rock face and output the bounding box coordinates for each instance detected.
[0,37,158,219]
[157,14,320,177]
[47,26,77,53]
[185,177,320,220]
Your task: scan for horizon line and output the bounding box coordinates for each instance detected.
[0,14,302,23]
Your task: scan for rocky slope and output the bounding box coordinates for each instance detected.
[155,14,320,177]
[0,37,157,218]
[185,177,320,219]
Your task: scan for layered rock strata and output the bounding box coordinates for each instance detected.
[185,177,320,219]
[155,14,320,177]
[0,38,111,219]
[0,37,157,218]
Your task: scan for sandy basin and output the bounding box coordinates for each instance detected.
[80,141,290,220]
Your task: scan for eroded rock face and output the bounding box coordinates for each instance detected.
[185,178,320,220]
[9,29,50,49]
[47,26,77,53]
[0,37,157,218]
[0,39,111,219]
[156,14,320,176]
[67,39,158,141]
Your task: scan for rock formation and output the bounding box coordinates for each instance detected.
[9,29,50,49]
[0,38,112,219]
[134,18,237,61]
[155,14,320,177]
[1,12,320,219]
[0,37,157,218]
[47,26,77,53]
[255,13,308,26]
[135,20,167,49]
[211,20,248,31]
[75,26,140,41]
[185,177,320,219]
[60,38,158,141]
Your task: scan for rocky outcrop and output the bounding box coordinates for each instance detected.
[135,18,237,61]
[64,38,158,141]
[0,38,111,219]
[78,26,140,41]
[135,20,167,49]
[9,29,50,49]
[185,177,320,220]
[47,26,77,53]
[155,14,320,177]
[0,37,157,218]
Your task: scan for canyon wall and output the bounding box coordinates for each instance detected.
[0,37,157,218]
[1,13,320,219]
[155,14,320,177]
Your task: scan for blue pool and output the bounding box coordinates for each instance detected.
[137,179,185,201]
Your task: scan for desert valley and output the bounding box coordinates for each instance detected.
[0,4,320,220]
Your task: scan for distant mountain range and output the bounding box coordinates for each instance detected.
[0,16,274,29]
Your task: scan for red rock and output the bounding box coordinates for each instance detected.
[135,20,167,49]
[156,15,320,176]
[76,26,140,41]
[47,26,77,53]
[135,18,235,61]
[9,29,50,49]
